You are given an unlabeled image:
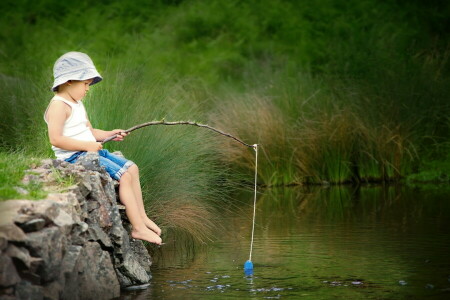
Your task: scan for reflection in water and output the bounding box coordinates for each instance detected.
[122,185,450,299]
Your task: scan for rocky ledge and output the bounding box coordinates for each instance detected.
[0,152,152,300]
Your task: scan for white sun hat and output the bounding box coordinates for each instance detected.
[51,51,102,91]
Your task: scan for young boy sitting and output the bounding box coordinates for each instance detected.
[44,51,162,245]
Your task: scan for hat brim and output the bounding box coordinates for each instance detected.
[51,68,102,91]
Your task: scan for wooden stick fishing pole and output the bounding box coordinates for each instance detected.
[101,119,256,149]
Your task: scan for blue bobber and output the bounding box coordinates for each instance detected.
[244,260,254,275]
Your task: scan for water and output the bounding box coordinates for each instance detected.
[121,185,450,299]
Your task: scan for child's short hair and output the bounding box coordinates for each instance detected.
[52,52,102,92]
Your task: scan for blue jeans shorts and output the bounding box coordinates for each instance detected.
[65,149,135,180]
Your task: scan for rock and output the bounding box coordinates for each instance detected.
[17,200,59,225]
[15,280,43,300]
[51,159,68,169]
[87,225,112,248]
[0,224,27,243]
[61,245,82,276]
[70,222,89,245]
[0,200,34,227]
[130,238,152,274]
[0,234,8,253]
[22,174,40,185]
[13,186,29,195]
[75,152,103,172]
[115,254,151,287]
[0,236,6,251]
[111,222,151,286]
[43,281,63,300]
[0,153,153,297]
[25,227,67,282]
[62,242,120,300]
[0,288,15,299]
[16,218,46,233]
[0,255,21,287]
[5,244,33,269]
[79,180,92,197]
[122,221,152,273]
[52,209,74,228]
[39,159,53,169]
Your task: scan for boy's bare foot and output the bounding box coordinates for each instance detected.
[131,227,162,245]
[143,217,162,236]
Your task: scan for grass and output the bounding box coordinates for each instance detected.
[406,144,450,184]
[0,0,449,241]
[0,151,46,201]
[84,68,235,241]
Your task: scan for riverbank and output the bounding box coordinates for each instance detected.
[0,153,152,299]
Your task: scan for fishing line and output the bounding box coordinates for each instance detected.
[244,143,258,275]
[103,120,259,275]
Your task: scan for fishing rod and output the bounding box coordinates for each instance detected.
[101,119,255,149]
[102,119,258,275]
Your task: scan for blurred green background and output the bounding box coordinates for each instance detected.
[1,0,449,238]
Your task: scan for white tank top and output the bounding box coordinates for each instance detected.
[44,95,96,160]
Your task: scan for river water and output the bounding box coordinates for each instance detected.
[121,185,450,299]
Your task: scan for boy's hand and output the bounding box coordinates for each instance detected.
[86,142,103,152]
[111,129,128,141]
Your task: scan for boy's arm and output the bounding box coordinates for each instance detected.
[46,101,102,152]
[87,119,127,142]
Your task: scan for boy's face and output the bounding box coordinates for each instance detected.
[66,79,94,101]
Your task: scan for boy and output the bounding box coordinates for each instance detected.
[44,51,162,245]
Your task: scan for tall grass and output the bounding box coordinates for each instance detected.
[0,0,449,240]
[82,67,235,242]
[209,78,418,185]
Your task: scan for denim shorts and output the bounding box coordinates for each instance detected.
[65,149,135,180]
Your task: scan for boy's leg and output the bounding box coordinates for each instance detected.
[97,151,162,244]
[119,172,162,245]
[127,164,162,236]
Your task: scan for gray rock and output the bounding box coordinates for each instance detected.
[5,244,33,269]
[16,218,46,233]
[59,245,82,299]
[61,245,82,275]
[87,224,112,248]
[0,255,21,287]
[0,200,34,226]
[130,237,152,274]
[75,152,103,172]
[43,280,63,300]
[51,159,68,169]
[39,159,53,169]
[0,288,15,299]
[13,186,29,195]
[70,222,89,245]
[17,200,59,225]
[116,254,151,287]
[25,227,67,282]
[62,242,120,300]
[52,209,74,228]
[22,174,40,185]
[13,213,34,225]
[15,280,43,300]
[0,236,7,251]
[0,152,154,296]
[0,224,27,243]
